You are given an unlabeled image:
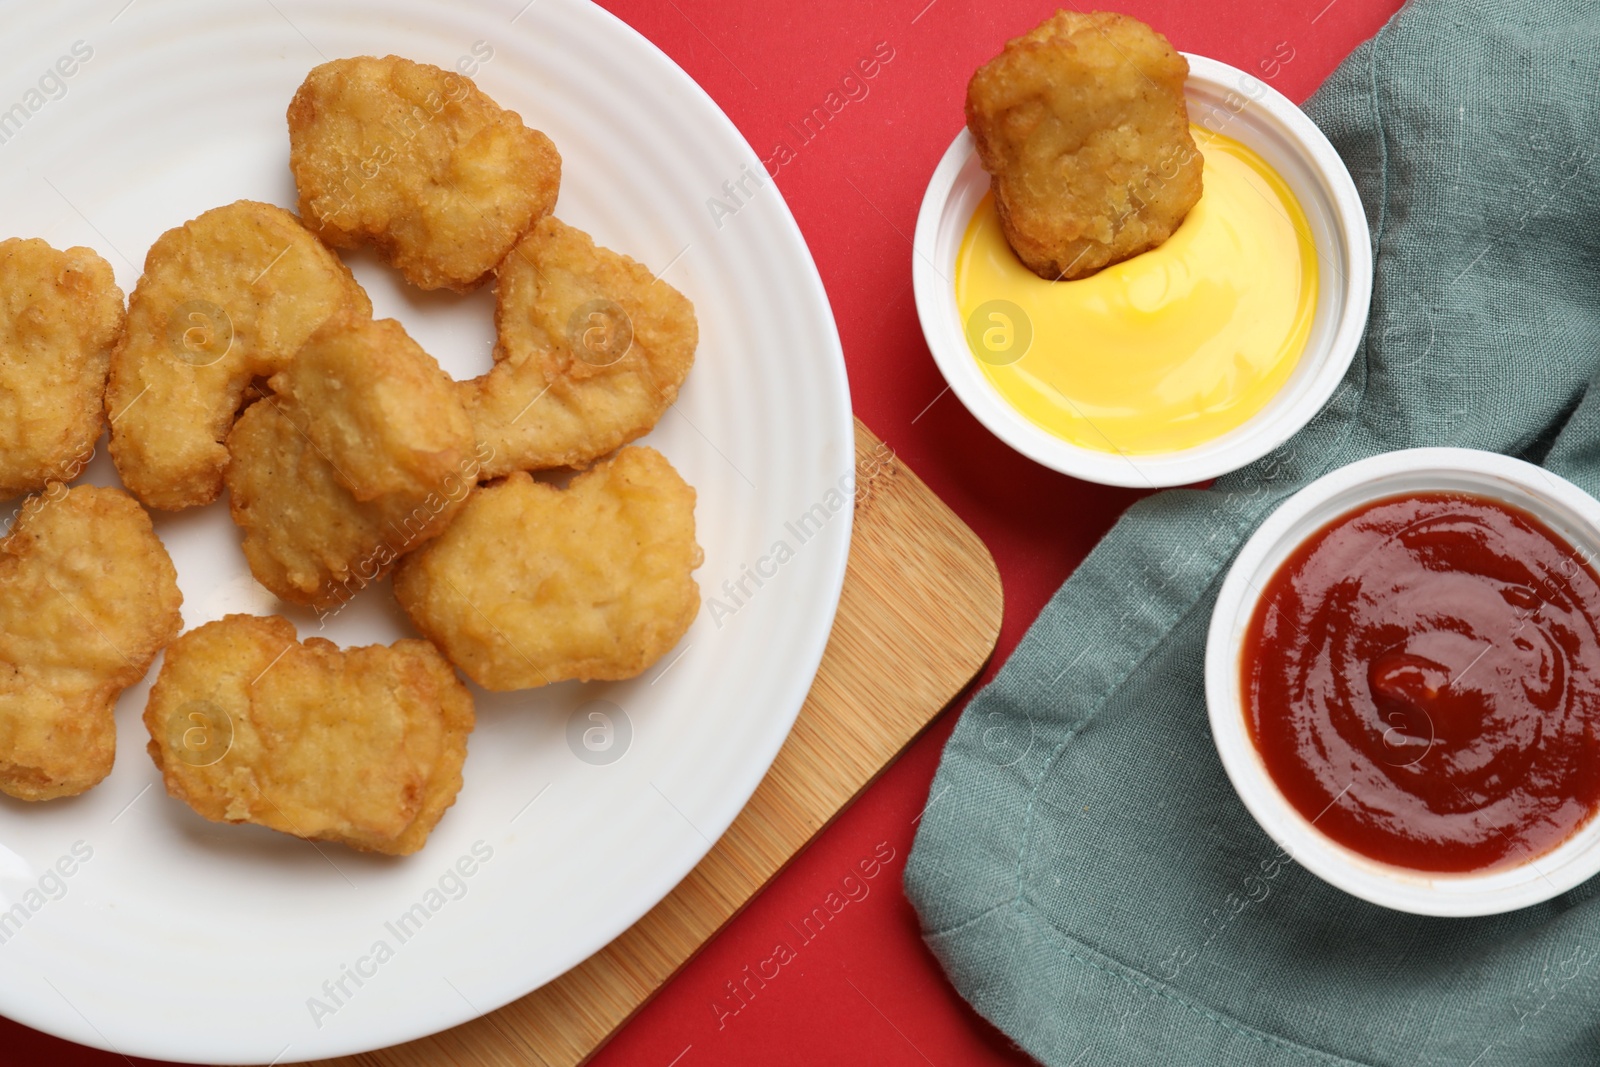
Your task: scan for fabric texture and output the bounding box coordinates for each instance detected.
[903,2,1600,1064]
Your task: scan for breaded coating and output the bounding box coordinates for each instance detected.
[0,485,182,801]
[225,312,480,611]
[966,10,1201,280]
[0,239,124,496]
[463,218,697,479]
[143,614,473,856]
[288,55,562,292]
[273,312,477,501]
[105,200,371,511]
[394,447,701,691]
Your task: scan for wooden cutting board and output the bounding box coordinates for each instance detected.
[305,418,1003,1067]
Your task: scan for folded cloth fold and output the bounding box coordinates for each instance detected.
[905,2,1600,1064]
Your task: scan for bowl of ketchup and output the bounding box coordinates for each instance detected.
[1207,447,1600,915]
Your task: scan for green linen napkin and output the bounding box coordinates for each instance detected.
[904,2,1600,1064]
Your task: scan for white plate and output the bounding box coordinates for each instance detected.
[0,2,852,1062]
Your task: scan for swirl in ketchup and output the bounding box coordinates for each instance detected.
[1242,492,1600,872]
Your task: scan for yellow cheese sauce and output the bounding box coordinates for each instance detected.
[954,129,1317,455]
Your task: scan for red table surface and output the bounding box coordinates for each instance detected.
[1,2,1404,1065]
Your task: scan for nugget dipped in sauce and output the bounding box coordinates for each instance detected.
[966,11,1201,280]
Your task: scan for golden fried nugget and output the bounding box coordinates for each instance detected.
[0,485,182,800]
[463,218,697,479]
[143,614,473,855]
[274,311,477,501]
[394,447,701,691]
[226,312,480,611]
[966,10,1201,280]
[105,200,371,511]
[288,55,561,292]
[0,239,124,496]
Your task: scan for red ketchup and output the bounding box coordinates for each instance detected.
[1242,492,1600,872]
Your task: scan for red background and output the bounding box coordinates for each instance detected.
[1,1,1404,1064]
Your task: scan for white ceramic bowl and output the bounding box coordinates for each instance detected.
[1207,448,1600,916]
[912,54,1372,487]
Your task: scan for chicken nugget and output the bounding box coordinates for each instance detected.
[143,614,473,855]
[106,200,372,511]
[0,485,182,800]
[0,239,124,497]
[966,10,1201,280]
[225,312,479,611]
[288,55,561,292]
[394,446,701,691]
[463,218,697,479]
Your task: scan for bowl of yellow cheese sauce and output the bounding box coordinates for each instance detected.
[914,54,1372,487]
